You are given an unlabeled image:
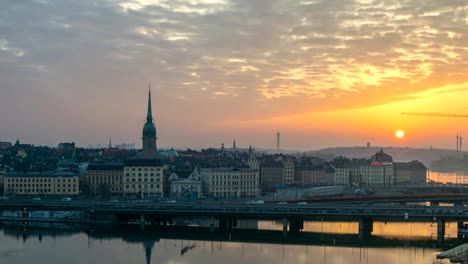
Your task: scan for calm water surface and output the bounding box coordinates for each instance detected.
[427,170,468,184]
[0,222,455,264]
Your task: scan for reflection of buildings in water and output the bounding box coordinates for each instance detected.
[143,240,155,264]
[0,224,80,243]
[89,233,160,264]
[214,219,258,229]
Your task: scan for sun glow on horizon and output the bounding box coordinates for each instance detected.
[396,130,405,139]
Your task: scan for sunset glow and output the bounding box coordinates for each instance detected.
[396,130,405,139]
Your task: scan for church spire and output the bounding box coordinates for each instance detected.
[147,83,153,122]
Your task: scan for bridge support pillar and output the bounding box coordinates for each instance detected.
[210,216,215,233]
[140,215,145,231]
[358,218,373,241]
[457,221,464,240]
[289,217,303,234]
[437,219,445,244]
[282,218,288,237]
[218,217,227,232]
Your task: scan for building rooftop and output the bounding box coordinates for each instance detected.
[88,161,124,171]
[124,159,163,167]
[6,171,78,177]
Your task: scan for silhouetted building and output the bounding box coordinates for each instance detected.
[0,141,12,150]
[141,86,158,159]
[394,161,427,185]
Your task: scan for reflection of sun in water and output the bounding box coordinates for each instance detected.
[396,130,405,138]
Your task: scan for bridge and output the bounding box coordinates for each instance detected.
[1,199,467,243]
[272,193,468,205]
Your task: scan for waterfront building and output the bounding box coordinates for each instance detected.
[122,86,165,198]
[394,161,427,185]
[358,163,394,188]
[200,166,259,198]
[123,159,164,197]
[169,169,202,198]
[87,161,124,194]
[3,171,79,195]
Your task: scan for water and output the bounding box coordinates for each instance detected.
[0,222,456,264]
[427,170,468,184]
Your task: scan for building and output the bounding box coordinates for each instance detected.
[371,149,393,163]
[57,142,75,151]
[123,159,164,197]
[260,162,283,190]
[87,161,124,195]
[0,142,12,150]
[169,169,202,198]
[333,167,351,186]
[394,161,427,185]
[358,163,394,188]
[121,86,165,198]
[260,155,295,190]
[201,167,259,198]
[295,167,334,186]
[4,171,79,195]
[246,146,259,169]
[141,86,158,159]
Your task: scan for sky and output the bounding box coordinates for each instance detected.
[1,0,468,150]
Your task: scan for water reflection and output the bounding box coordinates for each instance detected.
[0,223,459,264]
[427,170,468,184]
[262,221,459,239]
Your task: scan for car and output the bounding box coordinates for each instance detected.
[297,202,308,205]
[276,202,287,205]
[32,197,41,201]
[61,197,72,201]
[166,200,176,203]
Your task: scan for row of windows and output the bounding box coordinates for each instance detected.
[125,167,162,172]
[57,189,77,193]
[7,178,52,183]
[6,178,77,183]
[126,178,160,183]
[125,184,161,189]
[7,188,52,193]
[7,184,52,188]
[125,173,161,177]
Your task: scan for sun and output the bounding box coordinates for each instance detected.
[395,130,405,138]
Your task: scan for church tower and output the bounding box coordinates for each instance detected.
[142,84,158,158]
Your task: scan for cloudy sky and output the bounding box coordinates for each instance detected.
[1,0,468,150]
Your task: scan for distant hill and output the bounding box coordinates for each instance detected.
[300,146,460,168]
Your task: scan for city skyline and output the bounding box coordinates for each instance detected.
[1,1,468,150]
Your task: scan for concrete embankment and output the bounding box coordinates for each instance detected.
[437,243,468,262]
